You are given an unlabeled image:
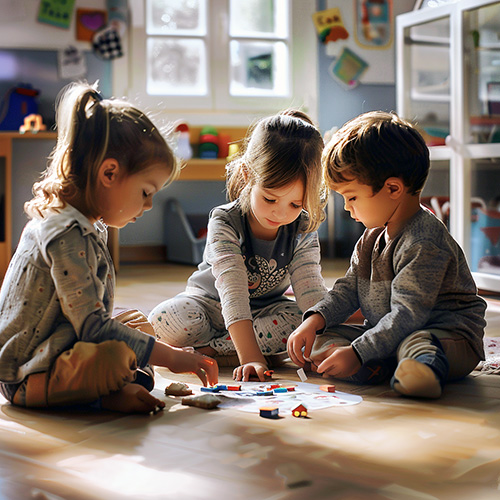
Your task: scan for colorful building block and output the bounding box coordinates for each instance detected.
[320,385,336,393]
[260,406,279,419]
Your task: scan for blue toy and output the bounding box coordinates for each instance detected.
[0,84,40,131]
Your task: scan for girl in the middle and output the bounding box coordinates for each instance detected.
[149,110,329,381]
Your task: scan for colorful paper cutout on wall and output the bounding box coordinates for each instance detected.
[356,0,393,49]
[38,0,75,29]
[312,7,349,44]
[329,47,369,89]
[76,9,107,42]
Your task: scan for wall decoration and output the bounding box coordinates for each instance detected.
[312,7,349,44]
[92,25,123,61]
[355,0,392,49]
[315,0,414,85]
[329,46,369,89]
[58,45,87,79]
[76,9,107,42]
[37,0,75,29]
[106,0,128,36]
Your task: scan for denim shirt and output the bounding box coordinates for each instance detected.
[0,205,154,385]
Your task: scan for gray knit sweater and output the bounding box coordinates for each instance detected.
[309,207,486,363]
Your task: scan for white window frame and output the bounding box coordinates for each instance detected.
[120,0,318,126]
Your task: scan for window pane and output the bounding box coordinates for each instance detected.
[229,40,288,96]
[147,0,207,35]
[229,0,288,38]
[147,38,207,95]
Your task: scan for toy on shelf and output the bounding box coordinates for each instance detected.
[173,121,193,160]
[0,84,41,131]
[19,114,47,134]
[199,125,219,159]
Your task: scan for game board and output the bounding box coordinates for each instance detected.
[211,381,363,414]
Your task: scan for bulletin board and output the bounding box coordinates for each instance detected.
[318,0,413,85]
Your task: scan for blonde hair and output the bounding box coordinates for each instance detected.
[226,109,327,233]
[25,81,178,219]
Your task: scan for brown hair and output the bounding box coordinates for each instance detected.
[323,110,429,195]
[226,109,327,232]
[25,81,178,219]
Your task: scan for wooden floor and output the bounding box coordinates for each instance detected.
[1,260,500,500]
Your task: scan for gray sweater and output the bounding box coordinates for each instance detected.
[185,201,328,329]
[310,207,486,363]
[0,205,154,385]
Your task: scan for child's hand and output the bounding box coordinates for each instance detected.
[150,342,219,386]
[233,361,268,382]
[316,346,361,379]
[287,313,325,367]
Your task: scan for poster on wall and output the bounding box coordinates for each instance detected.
[314,0,413,85]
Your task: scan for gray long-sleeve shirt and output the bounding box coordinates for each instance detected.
[185,201,328,329]
[0,205,154,385]
[309,207,486,363]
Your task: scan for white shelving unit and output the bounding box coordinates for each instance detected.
[397,0,500,292]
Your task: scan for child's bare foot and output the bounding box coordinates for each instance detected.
[102,384,165,413]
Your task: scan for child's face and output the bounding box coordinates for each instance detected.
[100,163,171,228]
[248,179,305,239]
[332,178,398,229]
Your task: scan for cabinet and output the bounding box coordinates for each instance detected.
[397,0,500,292]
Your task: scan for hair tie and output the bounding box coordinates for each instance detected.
[93,91,103,102]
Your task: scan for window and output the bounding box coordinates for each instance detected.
[126,0,318,125]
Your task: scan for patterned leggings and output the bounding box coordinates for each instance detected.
[148,294,302,356]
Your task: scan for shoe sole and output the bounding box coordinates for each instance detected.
[392,359,442,399]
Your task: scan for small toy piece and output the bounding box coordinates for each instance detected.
[181,394,221,409]
[292,404,308,418]
[259,406,279,419]
[263,369,274,379]
[19,113,46,134]
[320,385,336,393]
[227,385,241,391]
[214,384,227,390]
[256,390,274,396]
[297,367,308,382]
[273,387,288,394]
[200,386,220,393]
[164,382,193,396]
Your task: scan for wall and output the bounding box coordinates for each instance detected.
[317,0,415,256]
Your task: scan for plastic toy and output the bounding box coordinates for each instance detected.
[297,367,307,382]
[19,113,46,134]
[174,121,193,160]
[259,406,279,419]
[199,126,219,159]
[320,385,336,393]
[291,404,308,418]
[0,84,40,131]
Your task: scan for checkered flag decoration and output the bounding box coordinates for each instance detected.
[92,25,123,60]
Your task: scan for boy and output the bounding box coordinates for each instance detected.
[287,111,486,398]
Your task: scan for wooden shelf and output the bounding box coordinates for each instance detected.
[178,158,227,181]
